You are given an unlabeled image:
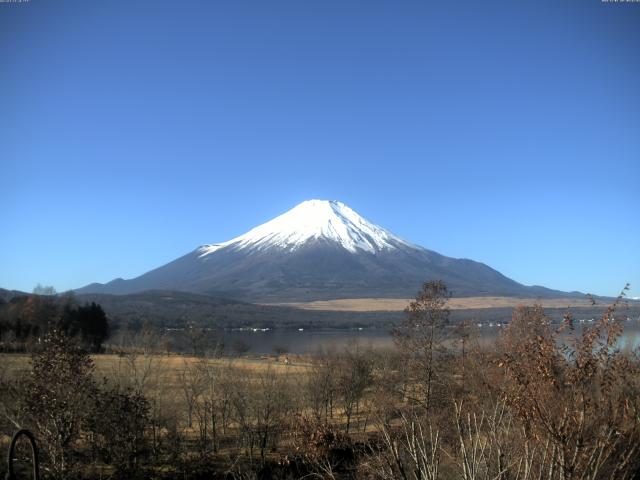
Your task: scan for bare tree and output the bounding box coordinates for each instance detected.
[32,284,57,296]
[306,347,338,423]
[192,358,227,454]
[229,366,293,465]
[179,359,205,429]
[369,407,440,480]
[336,344,373,434]
[393,280,450,410]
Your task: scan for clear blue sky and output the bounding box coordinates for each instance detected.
[1,0,638,298]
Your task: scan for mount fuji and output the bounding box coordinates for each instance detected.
[77,200,572,301]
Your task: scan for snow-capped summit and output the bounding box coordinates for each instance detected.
[77,199,574,301]
[198,199,412,256]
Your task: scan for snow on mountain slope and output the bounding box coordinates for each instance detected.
[198,199,414,256]
[76,199,578,301]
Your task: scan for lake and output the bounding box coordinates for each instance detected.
[220,316,640,355]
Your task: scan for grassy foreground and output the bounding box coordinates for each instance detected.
[1,289,639,479]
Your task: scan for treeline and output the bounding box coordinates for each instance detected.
[0,293,109,352]
[76,290,402,330]
[74,290,640,331]
[1,282,639,479]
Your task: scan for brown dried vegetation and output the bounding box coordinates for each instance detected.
[1,282,639,479]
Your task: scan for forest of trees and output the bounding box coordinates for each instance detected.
[0,282,639,479]
[0,290,109,352]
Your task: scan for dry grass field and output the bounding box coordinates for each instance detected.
[0,352,317,442]
[2,296,639,480]
[270,296,597,311]
[1,352,312,380]
[0,350,323,477]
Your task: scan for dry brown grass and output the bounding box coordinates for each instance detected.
[2,353,312,384]
[268,296,595,312]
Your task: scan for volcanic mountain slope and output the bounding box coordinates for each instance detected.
[78,200,575,301]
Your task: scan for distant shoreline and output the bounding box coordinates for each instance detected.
[266,296,629,312]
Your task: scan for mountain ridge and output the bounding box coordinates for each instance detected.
[77,200,581,301]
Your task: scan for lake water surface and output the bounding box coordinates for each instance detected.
[221,317,640,355]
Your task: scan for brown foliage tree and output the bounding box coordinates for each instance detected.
[498,287,640,479]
